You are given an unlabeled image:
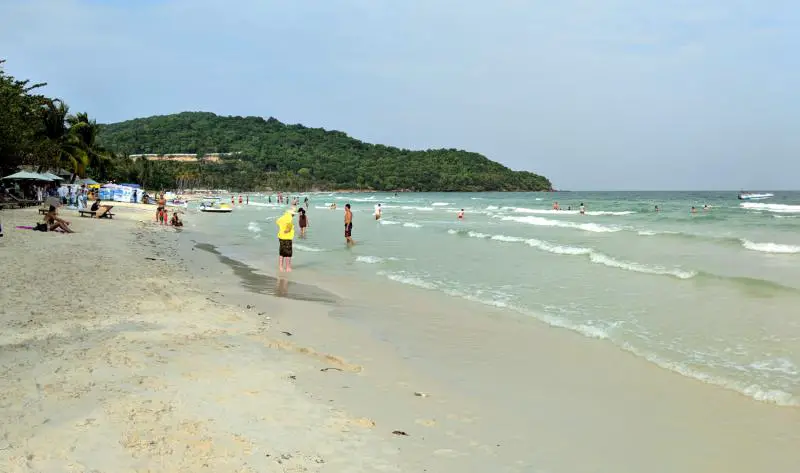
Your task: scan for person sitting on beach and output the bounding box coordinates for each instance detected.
[44,205,74,233]
[170,211,183,227]
[91,198,114,218]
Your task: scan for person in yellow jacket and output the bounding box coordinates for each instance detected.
[276,209,295,272]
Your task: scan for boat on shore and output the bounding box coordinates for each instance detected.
[738,192,774,201]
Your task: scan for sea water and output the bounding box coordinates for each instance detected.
[187,191,800,406]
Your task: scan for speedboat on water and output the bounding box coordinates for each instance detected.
[738,192,774,200]
[199,199,233,213]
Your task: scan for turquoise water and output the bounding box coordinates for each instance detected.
[187,191,800,406]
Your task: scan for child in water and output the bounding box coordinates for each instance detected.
[298,208,308,237]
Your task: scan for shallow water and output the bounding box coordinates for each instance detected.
[187,191,800,406]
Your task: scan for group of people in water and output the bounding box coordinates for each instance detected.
[552,201,587,214]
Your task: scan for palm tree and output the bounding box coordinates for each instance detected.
[40,100,87,180]
[67,112,112,178]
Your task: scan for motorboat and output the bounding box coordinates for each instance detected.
[199,199,233,213]
[738,192,774,201]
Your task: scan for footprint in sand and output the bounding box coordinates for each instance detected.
[415,419,436,427]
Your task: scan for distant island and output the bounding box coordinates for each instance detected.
[97,112,552,192]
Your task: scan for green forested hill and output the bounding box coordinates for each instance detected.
[97,112,551,192]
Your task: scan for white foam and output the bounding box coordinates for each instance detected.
[356,256,385,264]
[513,207,635,216]
[637,230,657,236]
[247,222,262,233]
[589,253,696,279]
[403,222,422,228]
[741,240,800,254]
[447,229,459,234]
[401,206,435,211]
[485,205,500,210]
[432,202,450,206]
[468,231,490,238]
[247,202,281,208]
[456,230,691,276]
[740,202,800,213]
[294,244,325,252]
[378,271,436,290]
[620,342,799,406]
[525,239,592,255]
[502,215,621,233]
[379,220,401,225]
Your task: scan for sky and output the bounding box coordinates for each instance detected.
[1,0,798,190]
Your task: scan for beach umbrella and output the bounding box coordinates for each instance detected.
[1,171,53,181]
[40,172,64,181]
[76,178,98,185]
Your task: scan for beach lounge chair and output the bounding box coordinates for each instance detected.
[78,208,114,219]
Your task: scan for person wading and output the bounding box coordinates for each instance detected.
[276,209,295,272]
[344,203,354,245]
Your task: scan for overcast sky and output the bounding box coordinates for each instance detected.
[1,0,798,190]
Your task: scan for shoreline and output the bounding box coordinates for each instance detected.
[2,205,800,472]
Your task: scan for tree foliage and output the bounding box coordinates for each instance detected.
[0,60,111,180]
[97,112,552,192]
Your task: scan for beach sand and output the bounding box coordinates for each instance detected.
[2,205,800,472]
[0,208,407,472]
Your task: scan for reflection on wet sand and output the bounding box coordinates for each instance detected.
[194,243,338,304]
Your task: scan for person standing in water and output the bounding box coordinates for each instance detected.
[276,209,295,272]
[344,203,354,245]
[304,196,309,209]
[655,205,659,212]
[553,201,560,210]
[374,203,382,220]
[691,206,697,214]
[298,208,308,237]
[457,209,464,220]
[579,202,585,215]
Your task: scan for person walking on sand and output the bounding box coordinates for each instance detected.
[298,207,309,237]
[276,209,295,272]
[344,203,354,245]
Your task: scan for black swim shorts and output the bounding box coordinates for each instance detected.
[279,239,293,257]
[344,222,352,238]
